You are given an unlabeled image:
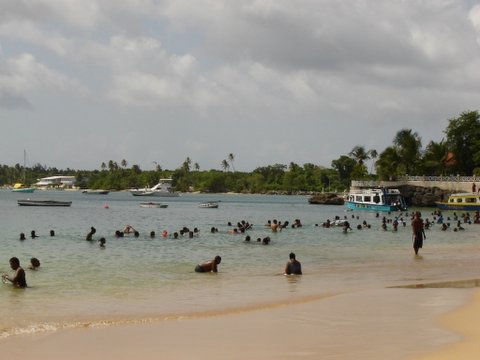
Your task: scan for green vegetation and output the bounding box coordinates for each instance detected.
[1,111,479,193]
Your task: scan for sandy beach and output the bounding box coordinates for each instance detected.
[0,286,475,360]
[412,289,480,360]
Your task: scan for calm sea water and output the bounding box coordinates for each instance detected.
[1,190,480,339]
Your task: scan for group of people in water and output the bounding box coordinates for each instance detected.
[8,208,480,288]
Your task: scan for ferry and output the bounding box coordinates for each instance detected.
[436,193,480,211]
[344,188,407,212]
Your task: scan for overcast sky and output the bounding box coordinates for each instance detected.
[1,0,479,172]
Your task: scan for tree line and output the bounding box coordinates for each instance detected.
[1,110,479,193]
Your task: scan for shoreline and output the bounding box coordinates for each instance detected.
[0,286,474,360]
[410,288,480,360]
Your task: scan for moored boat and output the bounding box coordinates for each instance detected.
[344,188,407,212]
[82,189,110,195]
[436,193,480,211]
[18,199,72,207]
[12,183,35,193]
[130,179,179,197]
[139,202,168,208]
[198,201,219,208]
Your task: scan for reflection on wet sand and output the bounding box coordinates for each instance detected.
[391,278,480,289]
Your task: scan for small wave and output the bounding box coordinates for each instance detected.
[389,278,480,289]
[0,292,342,341]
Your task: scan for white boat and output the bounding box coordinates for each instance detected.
[82,189,110,195]
[198,201,219,209]
[130,179,179,197]
[344,188,407,212]
[18,199,72,207]
[139,202,168,208]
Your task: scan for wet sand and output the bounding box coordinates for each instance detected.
[411,289,480,360]
[0,287,473,360]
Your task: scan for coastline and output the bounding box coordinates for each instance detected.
[0,286,474,360]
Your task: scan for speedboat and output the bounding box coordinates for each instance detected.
[18,199,72,207]
[82,189,110,195]
[130,179,179,197]
[344,188,407,212]
[436,193,480,211]
[12,183,35,193]
[139,202,168,208]
[198,201,219,209]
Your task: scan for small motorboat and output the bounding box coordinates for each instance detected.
[198,201,219,209]
[139,202,168,208]
[82,189,110,195]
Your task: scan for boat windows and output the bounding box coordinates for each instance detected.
[456,198,463,203]
[355,196,363,202]
[465,198,476,203]
[373,195,380,203]
[364,196,371,202]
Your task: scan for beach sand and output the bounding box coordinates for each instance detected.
[411,289,480,360]
[0,287,475,360]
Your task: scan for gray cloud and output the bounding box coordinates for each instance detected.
[0,0,479,171]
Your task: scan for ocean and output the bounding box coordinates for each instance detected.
[1,189,479,340]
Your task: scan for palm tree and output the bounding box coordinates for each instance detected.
[101,162,107,171]
[393,129,422,175]
[194,162,200,171]
[221,159,230,172]
[121,159,127,169]
[348,146,370,166]
[368,149,378,174]
[228,153,235,172]
[182,157,192,173]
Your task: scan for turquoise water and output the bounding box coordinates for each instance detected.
[1,190,480,339]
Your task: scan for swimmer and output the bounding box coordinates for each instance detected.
[122,225,136,234]
[29,257,41,270]
[195,256,222,273]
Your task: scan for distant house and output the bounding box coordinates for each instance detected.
[34,176,76,189]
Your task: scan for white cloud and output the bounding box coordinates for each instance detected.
[0,0,479,170]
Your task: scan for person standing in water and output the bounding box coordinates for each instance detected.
[284,252,302,275]
[411,211,426,255]
[2,257,27,288]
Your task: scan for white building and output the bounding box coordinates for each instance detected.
[34,176,76,189]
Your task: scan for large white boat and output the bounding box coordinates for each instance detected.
[130,179,179,197]
[344,188,407,212]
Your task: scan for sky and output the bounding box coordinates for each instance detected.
[1,0,480,172]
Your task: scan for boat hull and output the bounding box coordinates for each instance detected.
[198,202,219,208]
[18,199,72,207]
[82,190,109,195]
[139,202,168,208]
[436,193,480,211]
[131,191,179,197]
[12,188,35,193]
[345,201,402,212]
[436,202,480,211]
